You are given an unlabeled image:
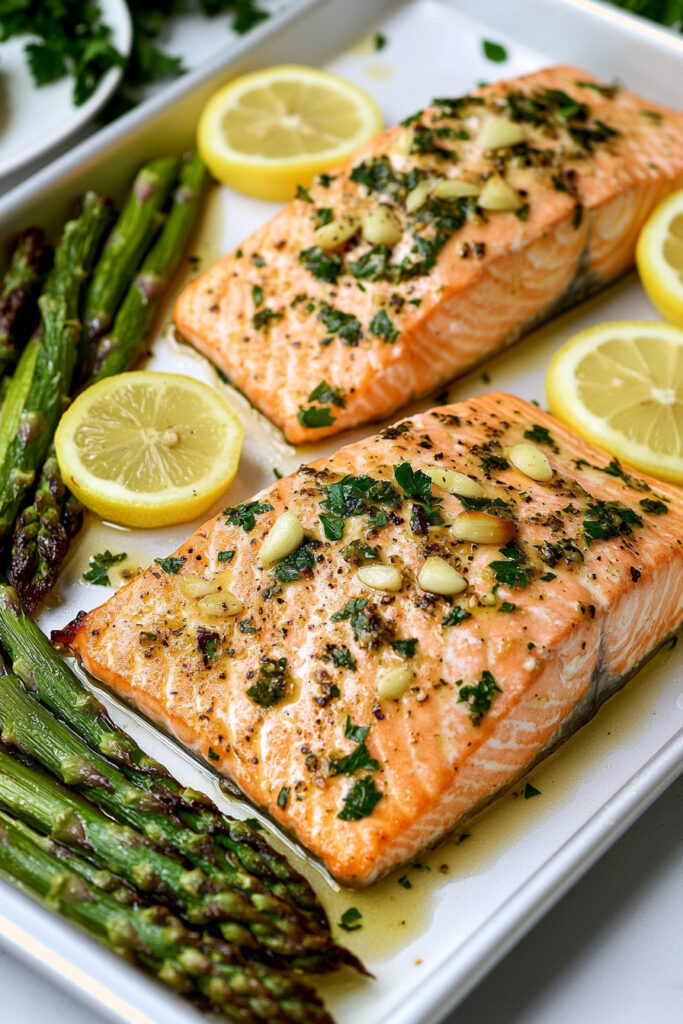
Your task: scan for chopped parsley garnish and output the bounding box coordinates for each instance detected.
[583,501,643,542]
[295,185,313,202]
[299,245,342,284]
[390,638,418,658]
[523,424,558,450]
[208,748,219,761]
[337,776,383,821]
[273,537,317,584]
[442,606,472,628]
[218,550,235,563]
[524,782,541,799]
[319,512,345,541]
[339,907,363,931]
[398,875,412,889]
[374,31,387,50]
[277,786,290,809]
[318,303,362,346]
[489,545,529,589]
[308,379,346,407]
[247,657,288,708]
[640,498,668,515]
[499,601,517,613]
[472,443,508,474]
[540,571,557,582]
[457,670,501,725]
[394,461,443,529]
[252,307,283,330]
[239,618,258,635]
[314,207,333,227]
[154,555,186,575]
[329,717,379,777]
[369,308,399,344]
[348,245,389,281]
[251,253,265,267]
[224,500,273,532]
[251,284,264,307]
[482,39,508,62]
[297,405,336,428]
[331,596,369,622]
[83,550,126,586]
[575,80,618,99]
[340,539,378,564]
[325,644,357,670]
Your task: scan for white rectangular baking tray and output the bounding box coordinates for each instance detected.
[0,2,682,1023]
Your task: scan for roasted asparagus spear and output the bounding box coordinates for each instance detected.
[0,228,51,381]
[0,811,333,1024]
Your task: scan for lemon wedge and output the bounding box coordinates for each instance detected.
[636,189,683,327]
[546,321,683,483]
[55,372,243,527]
[197,64,382,201]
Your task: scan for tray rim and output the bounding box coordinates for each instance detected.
[0,2,682,1023]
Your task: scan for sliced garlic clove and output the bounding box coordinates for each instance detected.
[405,178,435,213]
[451,511,515,545]
[424,466,485,498]
[313,215,359,251]
[508,441,553,482]
[361,205,403,247]
[478,174,523,212]
[417,556,467,595]
[197,592,244,616]
[475,117,525,150]
[356,564,403,592]
[259,511,304,569]
[377,665,413,701]
[180,576,217,600]
[432,178,481,199]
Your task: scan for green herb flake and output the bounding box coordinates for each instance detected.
[337,776,383,820]
[397,875,412,889]
[523,423,557,449]
[540,571,557,582]
[154,556,186,575]
[299,245,343,284]
[277,786,290,809]
[244,817,263,832]
[251,284,264,306]
[482,39,508,62]
[208,748,219,762]
[325,644,357,671]
[319,512,345,540]
[524,782,541,799]
[640,498,668,515]
[442,606,472,628]
[273,537,317,584]
[224,500,273,532]
[247,657,289,708]
[295,184,313,202]
[339,907,363,931]
[369,308,399,344]
[499,601,517,613]
[457,670,501,725]
[252,307,283,330]
[374,32,387,51]
[308,379,346,407]
[489,546,529,589]
[297,405,336,428]
[83,550,127,586]
[390,638,418,658]
[318,303,362,346]
[217,550,235,563]
[251,253,265,267]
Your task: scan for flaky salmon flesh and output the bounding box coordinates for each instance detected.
[59,394,683,886]
[174,66,683,444]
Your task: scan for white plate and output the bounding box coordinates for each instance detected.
[0,2,682,1023]
[0,0,132,179]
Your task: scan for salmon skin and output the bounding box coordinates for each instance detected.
[59,393,683,886]
[174,66,683,444]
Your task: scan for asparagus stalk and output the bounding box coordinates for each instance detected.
[10,446,83,612]
[0,193,113,548]
[0,582,328,930]
[88,151,208,383]
[0,664,358,972]
[81,157,180,354]
[0,228,51,380]
[0,812,332,1024]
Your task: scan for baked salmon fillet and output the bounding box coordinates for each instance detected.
[174,66,683,444]
[58,394,683,886]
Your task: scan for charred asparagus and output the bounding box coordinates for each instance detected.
[0,229,51,381]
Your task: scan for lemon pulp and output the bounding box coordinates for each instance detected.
[55,372,243,527]
[546,321,683,483]
[197,64,383,201]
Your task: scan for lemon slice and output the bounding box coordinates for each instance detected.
[636,189,683,327]
[197,64,383,201]
[546,321,683,483]
[55,372,243,528]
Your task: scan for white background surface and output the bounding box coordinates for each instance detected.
[0,2,681,1022]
